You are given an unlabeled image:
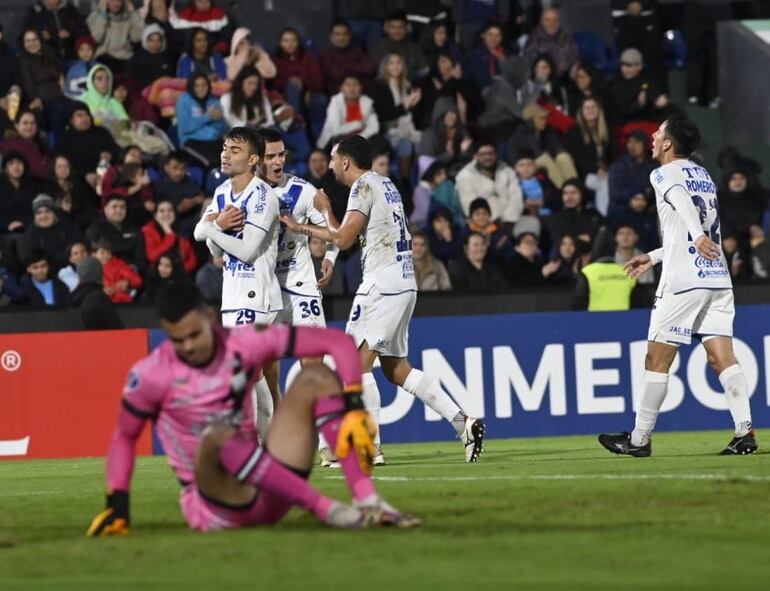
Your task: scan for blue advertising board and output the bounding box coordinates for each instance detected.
[149,305,770,445]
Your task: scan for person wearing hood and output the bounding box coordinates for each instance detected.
[172,0,233,56]
[523,7,579,77]
[23,0,88,61]
[65,35,99,99]
[177,27,227,81]
[56,102,119,179]
[225,27,276,81]
[141,0,183,62]
[315,75,379,150]
[82,64,130,133]
[70,255,124,330]
[18,27,68,134]
[127,24,172,89]
[175,71,227,168]
[0,109,51,180]
[0,151,40,233]
[319,19,375,96]
[417,97,472,166]
[718,168,768,255]
[87,0,144,73]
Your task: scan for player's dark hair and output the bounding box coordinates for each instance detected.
[335,136,373,170]
[258,128,283,145]
[156,282,206,322]
[664,114,701,156]
[226,126,265,158]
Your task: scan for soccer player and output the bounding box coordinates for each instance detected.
[599,115,757,457]
[193,127,281,437]
[280,136,485,463]
[259,129,341,467]
[86,283,420,536]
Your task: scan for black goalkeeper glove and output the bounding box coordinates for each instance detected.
[86,491,130,537]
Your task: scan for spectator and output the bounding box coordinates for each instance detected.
[0,109,51,180]
[152,151,206,234]
[141,250,187,303]
[370,11,428,78]
[419,21,462,65]
[750,226,770,280]
[49,153,98,232]
[566,63,608,117]
[411,161,460,229]
[319,19,375,96]
[455,142,523,225]
[607,130,656,220]
[271,27,327,141]
[369,52,422,182]
[23,0,87,61]
[20,250,70,307]
[722,232,748,282]
[465,197,510,260]
[412,229,451,291]
[335,0,390,53]
[126,24,172,89]
[308,235,344,295]
[416,52,480,130]
[111,76,158,124]
[565,97,614,215]
[101,145,147,207]
[541,234,581,285]
[427,208,463,264]
[448,231,508,292]
[501,231,545,286]
[18,27,68,134]
[572,235,637,311]
[70,254,124,329]
[305,149,329,187]
[614,0,664,76]
[518,53,569,114]
[0,255,23,305]
[173,0,234,56]
[719,167,767,257]
[176,27,227,81]
[87,0,143,73]
[316,76,379,150]
[85,195,140,263]
[614,223,654,284]
[140,199,197,274]
[507,104,578,189]
[225,27,276,82]
[607,48,670,125]
[545,180,604,245]
[465,22,515,91]
[417,97,473,166]
[0,151,37,233]
[19,193,81,271]
[512,149,560,216]
[57,102,119,179]
[176,72,228,169]
[141,0,183,61]
[195,253,223,304]
[65,35,99,99]
[92,238,143,303]
[523,7,579,77]
[0,25,21,101]
[82,64,129,134]
[112,162,156,225]
[58,240,88,291]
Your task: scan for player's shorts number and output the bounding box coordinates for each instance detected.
[235,309,257,325]
[351,304,362,322]
[299,299,322,319]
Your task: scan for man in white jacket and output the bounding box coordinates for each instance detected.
[455,142,524,225]
[316,76,379,150]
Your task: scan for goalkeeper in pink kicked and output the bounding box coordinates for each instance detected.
[87,283,420,536]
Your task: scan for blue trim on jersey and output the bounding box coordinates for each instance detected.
[379,289,418,296]
[244,221,269,233]
[221,307,283,314]
[216,193,225,211]
[280,287,319,297]
[672,287,732,295]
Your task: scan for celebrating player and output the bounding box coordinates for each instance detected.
[86,283,420,536]
[259,129,342,467]
[280,136,485,463]
[193,127,282,436]
[599,115,757,457]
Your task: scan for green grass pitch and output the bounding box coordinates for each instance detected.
[1,431,768,590]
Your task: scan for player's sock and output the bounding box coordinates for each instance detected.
[719,364,752,436]
[220,434,334,522]
[362,372,381,446]
[314,396,377,503]
[253,377,273,438]
[402,369,464,435]
[631,370,669,446]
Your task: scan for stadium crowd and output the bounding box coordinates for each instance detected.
[1,0,769,312]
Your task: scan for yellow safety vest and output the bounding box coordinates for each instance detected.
[582,261,636,311]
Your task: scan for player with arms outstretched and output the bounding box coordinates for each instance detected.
[281,136,485,463]
[599,115,757,456]
[87,283,420,536]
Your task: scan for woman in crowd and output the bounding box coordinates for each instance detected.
[225,27,276,81]
[140,198,197,274]
[412,229,452,291]
[141,249,188,303]
[176,27,227,81]
[18,28,69,133]
[416,52,480,130]
[541,233,581,284]
[518,53,569,114]
[175,71,228,169]
[87,0,143,74]
[0,109,51,179]
[49,154,98,232]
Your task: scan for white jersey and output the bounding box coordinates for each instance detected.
[346,171,417,295]
[205,175,282,314]
[651,160,732,295]
[274,174,326,297]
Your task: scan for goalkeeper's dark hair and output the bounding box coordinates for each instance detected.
[258,128,283,145]
[664,114,701,157]
[335,135,373,170]
[156,281,206,322]
[226,126,265,158]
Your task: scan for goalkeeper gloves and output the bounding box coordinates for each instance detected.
[335,409,378,475]
[86,491,130,537]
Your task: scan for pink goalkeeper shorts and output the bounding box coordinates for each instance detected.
[180,484,293,532]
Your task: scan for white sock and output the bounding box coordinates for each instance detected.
[402,369,464,435]
[719,364,752,436]
[362,372,381,446]
[631,371,669,446]
[318,433,330,452]
[254,376,273,441]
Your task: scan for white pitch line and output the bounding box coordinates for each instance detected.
[323,473,770,483]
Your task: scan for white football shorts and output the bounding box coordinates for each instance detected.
[346,289,417,358]
[647,288,734,346]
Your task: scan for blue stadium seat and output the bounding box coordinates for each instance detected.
[663,29,687,70]
[573,31,614,73]
[205,169,225,195]
[188,165,204,187]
